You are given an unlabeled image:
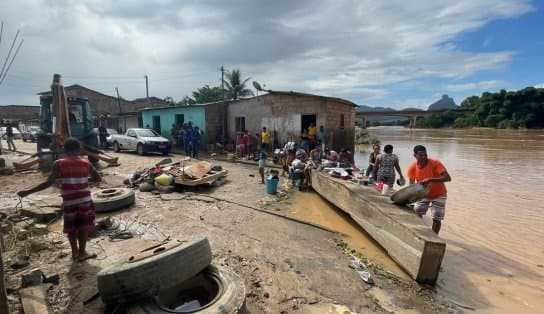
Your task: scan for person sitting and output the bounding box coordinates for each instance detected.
[324,148,340,162]
[339,148,355,167]
[290,151,307,190]
[309,144,323,166]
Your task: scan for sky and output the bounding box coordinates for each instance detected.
[0,0,542,110]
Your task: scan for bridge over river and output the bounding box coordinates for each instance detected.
[356,108,471,128]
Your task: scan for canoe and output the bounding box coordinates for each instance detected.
[310,170,445,284]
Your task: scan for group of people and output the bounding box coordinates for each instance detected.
[170,123,202,158]
[0,125,17,153]
[365,144,451,234]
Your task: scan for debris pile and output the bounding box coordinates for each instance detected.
[124,158,228,193]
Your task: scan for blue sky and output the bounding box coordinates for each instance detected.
[0,0,542,109]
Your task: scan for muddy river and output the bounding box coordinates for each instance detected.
[291,127,544,313]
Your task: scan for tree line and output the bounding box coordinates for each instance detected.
[164,69,253,106]
[365,87,543,129]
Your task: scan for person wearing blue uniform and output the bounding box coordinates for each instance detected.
[190,126,201,157]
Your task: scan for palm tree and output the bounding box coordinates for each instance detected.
[223,69,254,100]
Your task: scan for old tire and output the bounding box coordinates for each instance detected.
[113,142,121,152]
[127,265,246,314]
[137,144,145,155]
[98,237,213,305]
[92,188,135,213]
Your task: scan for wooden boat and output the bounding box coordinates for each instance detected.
[310,170,446,284]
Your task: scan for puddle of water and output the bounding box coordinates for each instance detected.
[289,191,409,280]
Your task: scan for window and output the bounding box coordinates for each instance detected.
[127,130,136,137]
[339,114,345,129]
[235,117,246,132]
[69,105,83,123]
[175,114,184,125]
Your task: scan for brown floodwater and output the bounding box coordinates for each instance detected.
[291,127,544,313]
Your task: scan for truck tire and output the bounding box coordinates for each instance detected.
[162,149,170,156]
[92,188,135,213]
[137,143,145,155]
[113,142,121,152]
[126,265,246,314]
[97,237,212,305]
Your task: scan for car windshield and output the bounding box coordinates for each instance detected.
[136,129,159,137]
[29,127,40,132]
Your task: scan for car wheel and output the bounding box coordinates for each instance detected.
[162,149,170,156]
[137,144,145,155]
[127,265,246,314]
[113,142,121,152]
[91,188,135,213]
[97,237,213,305]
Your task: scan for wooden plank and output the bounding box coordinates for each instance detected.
[183,161,213,179]
[20,285,52,314]
[174,170,228,186]
[310,171,446,284]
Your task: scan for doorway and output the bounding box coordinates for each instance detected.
[301,114,316,132]
[152,116,161,134]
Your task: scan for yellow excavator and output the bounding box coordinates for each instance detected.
[14,74,119,171]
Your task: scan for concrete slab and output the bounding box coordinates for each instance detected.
[310,171,446,284]
[19,285,53,314]
[19,206,61,224]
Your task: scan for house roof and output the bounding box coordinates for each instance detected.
[141,100,234,112]
[264,90,358,107]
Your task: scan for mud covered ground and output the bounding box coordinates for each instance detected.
[0,141,460,313]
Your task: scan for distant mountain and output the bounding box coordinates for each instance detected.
[428,95,458,111]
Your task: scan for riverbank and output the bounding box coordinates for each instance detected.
[0,141,459,313]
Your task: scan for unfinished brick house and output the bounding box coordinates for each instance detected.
[226,91,356,151]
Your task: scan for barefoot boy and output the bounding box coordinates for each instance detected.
[18,138,101,261]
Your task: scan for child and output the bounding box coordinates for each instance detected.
[258,149,267,184]
[17,138,101,262]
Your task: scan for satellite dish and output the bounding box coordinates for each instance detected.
[253,81,263,91]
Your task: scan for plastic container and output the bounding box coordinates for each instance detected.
[381,184,390,195]
[265,176,279,194]
[154,173,174,186]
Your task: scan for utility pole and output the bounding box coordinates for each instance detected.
[115,87,123,132]
[144,75,149,104]
[221,66,226,147]
[115,87,121,113]
[220,66,225,101]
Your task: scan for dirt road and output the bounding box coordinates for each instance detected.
[0,141,459,313]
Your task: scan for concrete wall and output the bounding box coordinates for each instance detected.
[141,106,206,139]
[204,102,226,144]
[227,93,355,151]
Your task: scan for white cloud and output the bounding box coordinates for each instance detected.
[0,0,535,107]
[444,80,505,92]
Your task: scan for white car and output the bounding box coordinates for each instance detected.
[0,127,22,139]
[111,128,171,155]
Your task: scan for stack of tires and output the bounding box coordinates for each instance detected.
[97,236,246,313]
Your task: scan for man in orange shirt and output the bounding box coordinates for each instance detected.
[407,145,451,235]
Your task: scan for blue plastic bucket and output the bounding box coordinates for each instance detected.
[265,177,279,194]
